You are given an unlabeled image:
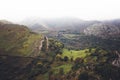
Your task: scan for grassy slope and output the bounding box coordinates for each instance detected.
[0,23,42,56]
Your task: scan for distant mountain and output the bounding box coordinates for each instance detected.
[19,17,101,33]
[18,18,49,31]
[83,19,120,38]
[84,23,120,38]
[0,20,12,24]
[104,19,120,29]
[19,18,120,38]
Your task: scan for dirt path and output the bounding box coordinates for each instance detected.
[38,39,44,50]
[31,36,49,57]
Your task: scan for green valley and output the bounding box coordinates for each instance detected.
[0,19,120,80]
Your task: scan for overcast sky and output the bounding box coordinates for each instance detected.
[0,0,120,22]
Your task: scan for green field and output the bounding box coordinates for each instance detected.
[52,48,96,74]
[63,34,80,39]
[61,49,95,60]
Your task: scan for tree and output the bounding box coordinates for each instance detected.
[78,71,88,80]
[64,56,69,61]
[70,56,73,62]
[59,68,64,75]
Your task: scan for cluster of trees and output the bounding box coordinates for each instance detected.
[48,48,120,80]
[58,33,120,50]
[49,39,64,54]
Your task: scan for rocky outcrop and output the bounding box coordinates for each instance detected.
[112,51,120,67]
[84,23,120,38]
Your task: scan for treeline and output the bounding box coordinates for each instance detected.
[58,34,120,51]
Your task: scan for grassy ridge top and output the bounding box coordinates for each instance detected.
[0,23,42,56]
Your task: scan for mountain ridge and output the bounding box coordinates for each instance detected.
[18,18,120,38]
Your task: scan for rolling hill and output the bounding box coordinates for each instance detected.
[0,21,43,56]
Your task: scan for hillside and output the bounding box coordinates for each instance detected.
[0,21,66,80]
[84,23,120,38]
[0,22,43,56]
[0,19,120,80]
